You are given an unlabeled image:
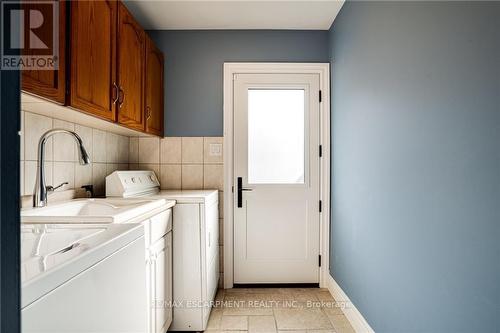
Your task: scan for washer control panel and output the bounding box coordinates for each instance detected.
[106,170,160,197]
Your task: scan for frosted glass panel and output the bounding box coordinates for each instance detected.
[248,89,305,184]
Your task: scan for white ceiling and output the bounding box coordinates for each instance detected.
[124,1,344,30]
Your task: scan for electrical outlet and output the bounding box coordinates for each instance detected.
[209,143,222,156]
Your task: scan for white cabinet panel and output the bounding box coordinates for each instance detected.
[22,237,148,333]
[149,233,172,333]
[170,199,219,331]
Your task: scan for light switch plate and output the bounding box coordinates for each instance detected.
[209,143,222,156]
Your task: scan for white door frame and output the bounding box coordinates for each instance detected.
[223,63,331,289]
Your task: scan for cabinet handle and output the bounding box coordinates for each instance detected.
[118,86,125,108]
[146,106,151,120]
[208,232,211,247]
[112,82,119,104]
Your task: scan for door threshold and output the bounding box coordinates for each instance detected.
[233,283,319,288]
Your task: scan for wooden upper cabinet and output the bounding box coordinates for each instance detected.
[69,0,117,121]
[21,1,66,104]
[117,2,146,131]
[145,35,164,136]
[22,0,164,136]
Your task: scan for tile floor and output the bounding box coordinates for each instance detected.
[206,288,355,333]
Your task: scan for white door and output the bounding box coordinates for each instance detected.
[233,73,321,284]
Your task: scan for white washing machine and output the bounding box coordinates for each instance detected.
[107,170,219,331]
[21,223,147,333]
[21,196,175,333]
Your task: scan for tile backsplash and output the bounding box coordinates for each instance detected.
[20,107,225,285]
[20,110,130,197]
[131,136,225,285]
[129,136,223,192]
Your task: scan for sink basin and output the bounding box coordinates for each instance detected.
[21,198,171,224]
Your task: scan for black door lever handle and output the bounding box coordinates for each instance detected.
[237,177,252,208]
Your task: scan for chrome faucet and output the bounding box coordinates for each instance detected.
[33,129,91,207]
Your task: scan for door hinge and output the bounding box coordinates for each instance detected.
[319,255,322,267]
[319,145,323,157]
[319,200,322,213]
[319,90,322,103]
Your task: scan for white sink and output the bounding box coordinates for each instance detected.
[21,198,172,224]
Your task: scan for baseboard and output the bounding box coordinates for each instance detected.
[326,274,375,333]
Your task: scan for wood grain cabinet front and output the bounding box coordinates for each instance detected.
[21,0,67,104]
[69,0,118,122]
[22,0,165,137]
[144,35,165,136]
[116,2,146,131]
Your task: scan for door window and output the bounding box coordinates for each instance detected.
[247,89,305,184]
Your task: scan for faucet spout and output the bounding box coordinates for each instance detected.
[33,129,91,208]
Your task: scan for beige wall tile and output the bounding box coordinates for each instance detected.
[219,191,224,214]
[22,162,32,197]
[182,137,203,164]
[75,125,93,160]
[129,163,139,170]
[204,137,223,164]
[53,119,76,162]
[24,161,52,196]
[161,137,182,164]
[106,163,119,176]
[160,164,182,190]
[106,132,119,163]
[92,163,107,196]
[204,164,223,190]
[139,137,160,164]
[129,137,139,163]
[118,163,129,171]
[20,162,24,196]
[219,273,224,288]
[25,112,53,161]
[219,218,224,245]
[220,245,224,274]
[53,162,75,191]
[75,164,92,188]
[117,135,129,163]
[181,164,203,189]
[219,247,224,273]
[92,129,107,163]
[20,111,25,160]
[140,163,160,177]
[248,316,276,333]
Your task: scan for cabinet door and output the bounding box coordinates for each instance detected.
[69,0,117,121]
[150,234,173,333]
[21,0,66,104]
[117,2,145,131]
[144,35,164,136]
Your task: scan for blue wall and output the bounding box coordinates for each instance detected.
[147,30,329,136]
[328,2,500,332]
